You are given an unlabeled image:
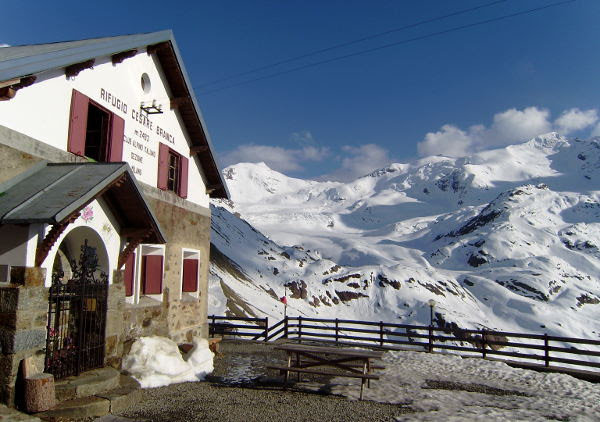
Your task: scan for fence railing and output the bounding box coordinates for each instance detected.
[208,315,269,340]
[208,315,600,372]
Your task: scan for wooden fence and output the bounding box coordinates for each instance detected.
[208,315,600,372]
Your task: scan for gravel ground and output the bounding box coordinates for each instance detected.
[115,340,410,422]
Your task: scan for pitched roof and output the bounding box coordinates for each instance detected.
[0,30,229,199]
[0,161,166,244]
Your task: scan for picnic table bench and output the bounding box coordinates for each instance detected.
[269,343,384,400]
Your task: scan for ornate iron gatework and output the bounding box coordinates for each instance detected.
[45,240,109,379]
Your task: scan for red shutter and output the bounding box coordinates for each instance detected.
[108,114,125,162]
[124,252,135,297]
[182,258,198,292]
[179,156,189,198]
[67,89,89,156]
[142,255,163,294]
[157,143,170,190]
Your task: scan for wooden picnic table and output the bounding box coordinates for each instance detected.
[269,343,384,400]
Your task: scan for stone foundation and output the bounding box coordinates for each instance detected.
[0,267,131,407]
[105,271,126,369]
[0,268,48,406]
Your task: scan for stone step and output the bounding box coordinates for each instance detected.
[95,375,142,414]
[54,367,120,402]
[36,375,141,421]
[36,396,110,420]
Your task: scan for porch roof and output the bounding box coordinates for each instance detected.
[0,161,166,244]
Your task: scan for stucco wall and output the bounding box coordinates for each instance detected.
[0,50,211,208]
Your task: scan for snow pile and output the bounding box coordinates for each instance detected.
[122,336,213,388]
[332,350,600,421]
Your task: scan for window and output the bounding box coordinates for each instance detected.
[182,250,200,294]
[142,255,163,295]
[157,143,189,198]
[141,73,151,93]
[167,151,180,192]
[85,104,110,161]
[123,245,164,303]
[68,89,124,162]
[140,246,164,295]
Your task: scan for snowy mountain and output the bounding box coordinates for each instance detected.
[209,133,600,340]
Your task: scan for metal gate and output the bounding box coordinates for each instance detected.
[44,240,109,380]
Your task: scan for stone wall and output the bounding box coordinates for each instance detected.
[120,192,212,345]
[105,270,126,369]
[0,268,47,406]
[145,196,211,344]
[0,125,84,185]
[122,296,168,343]
[167,297,204,344]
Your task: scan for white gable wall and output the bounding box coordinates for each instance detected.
[0,50,210,208]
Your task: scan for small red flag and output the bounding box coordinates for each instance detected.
[280,296,287,305]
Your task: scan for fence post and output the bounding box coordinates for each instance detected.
[428,325,433,353]
[298,316,302,343]
[379,321,384,347]
[209,315,215,337]
[284,316,288,339]
[335,318,339,344]
[544,333,550,367]
[481,329,487,359]
[264,317,269,342]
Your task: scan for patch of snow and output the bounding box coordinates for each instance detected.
[333,350,599,421]
[122,336,213,388]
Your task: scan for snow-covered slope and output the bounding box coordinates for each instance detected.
[210,133,600,340]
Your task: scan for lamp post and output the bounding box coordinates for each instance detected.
[427,299,436,353]
[280,286,288,318]
[427,299,436,326]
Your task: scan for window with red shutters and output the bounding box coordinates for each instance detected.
[124,252,136,297]
[157,142,189,198]
[108,114,125,162]
[68,90,89,156]
[157,143,170,190]
[179,156,189,199]
[182,258,198,292]
[67,89,124,162]
[142,255,163,295]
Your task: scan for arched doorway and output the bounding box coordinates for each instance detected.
[51,225,110,282]
[45,228,110,379]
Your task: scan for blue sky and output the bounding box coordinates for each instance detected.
[2,0,599,180]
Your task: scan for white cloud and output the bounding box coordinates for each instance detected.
[417,106,598,158]
[591,123,600,137]
[554,108,598,135]
[221,143,329,173]
[489,107,552,145]
[417,124,473,157]
[223,140,392,182]
[323,144,393,182]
